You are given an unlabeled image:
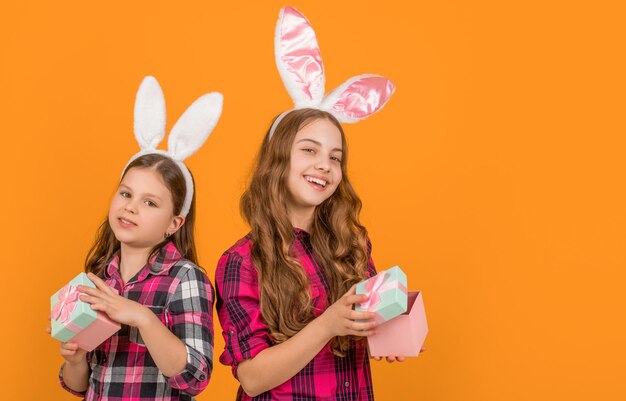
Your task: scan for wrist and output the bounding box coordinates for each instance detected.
[312,312,334,343]
[64,357,87,368]
[134,305,155,330]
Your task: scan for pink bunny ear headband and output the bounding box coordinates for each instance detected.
[269,6,396,137]
[122,76,223,217]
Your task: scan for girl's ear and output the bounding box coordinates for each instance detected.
[134,76,167,151]
[167,215,185,236]
[275,6,326,108]
[320,74,396,123]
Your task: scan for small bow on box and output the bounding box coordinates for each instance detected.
[51,285,80,324]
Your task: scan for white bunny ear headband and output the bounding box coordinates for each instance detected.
[269,6,396,137]
[123,76,223,217]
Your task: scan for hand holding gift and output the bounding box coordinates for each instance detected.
[319,285,378,339]
[78,273,151,328]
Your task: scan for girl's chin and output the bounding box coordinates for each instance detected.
[112,234,154,248]
[286,201,325,214]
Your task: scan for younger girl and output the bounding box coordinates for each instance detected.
[215,8,398,400]
[53,76,222,401]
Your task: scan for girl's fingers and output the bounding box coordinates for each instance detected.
[81,296,109,314]
[343,294,368,310]
[88,302,106,312]
[348,328,375,337]
[372,355,405,362]
[349,320,376,332]
[79,294,96,304]
[87,272,116,295]
[87,272,105,287]
[344,293,368,306]
[348,309,376,321]
[77,285,102,297]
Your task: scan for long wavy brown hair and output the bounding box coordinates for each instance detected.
[241,108,370,356]
[85,154,198,277]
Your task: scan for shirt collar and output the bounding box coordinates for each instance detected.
[293,227,310,241]
[106,241,182,281]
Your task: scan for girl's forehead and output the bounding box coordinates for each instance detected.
[121,168,169,195]
[295,119,343,149]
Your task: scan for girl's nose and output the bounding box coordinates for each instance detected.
[315,158,330,172]
[124,201,138,214]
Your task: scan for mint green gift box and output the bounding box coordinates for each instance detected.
[50,273,99,342]
[50,272,120,351]
[355,265,408,324]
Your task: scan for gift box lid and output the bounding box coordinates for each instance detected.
[355,265,408,322]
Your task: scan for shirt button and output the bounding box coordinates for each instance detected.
[199,374,206,380]
[344,381,350,388]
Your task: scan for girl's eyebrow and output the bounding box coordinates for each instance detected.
[296,138,343,152]
[118,184,163,201]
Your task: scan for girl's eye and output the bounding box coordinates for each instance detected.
[120,191,130,198]
[331,156,342,163]
[302,148,315,153]
[145,200,157,208]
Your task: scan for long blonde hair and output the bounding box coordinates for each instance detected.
[241,108,370,356]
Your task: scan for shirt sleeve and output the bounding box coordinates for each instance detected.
[215,248,274,378]
[164,265,214,395]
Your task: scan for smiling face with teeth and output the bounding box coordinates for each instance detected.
[108,167,184,251]
[285,117,343,228]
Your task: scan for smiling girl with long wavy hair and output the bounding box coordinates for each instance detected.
[216,109,383,400]
[216,6,399,400]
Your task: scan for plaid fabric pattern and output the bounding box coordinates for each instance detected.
[59,241,214,400]
[216,229,377,401]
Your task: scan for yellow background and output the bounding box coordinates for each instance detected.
[1,0,625,400]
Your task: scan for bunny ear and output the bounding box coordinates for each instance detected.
[167,92,223,161]
[134,76,167,151]
[275,6,325,108]
[320,74,396,123]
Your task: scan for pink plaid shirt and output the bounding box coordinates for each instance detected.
[216,229,376,401]
[59,241,214,400]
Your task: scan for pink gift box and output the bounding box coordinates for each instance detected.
[50,272,120,351]
[66,312,121,352]
[367,291,428,357]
